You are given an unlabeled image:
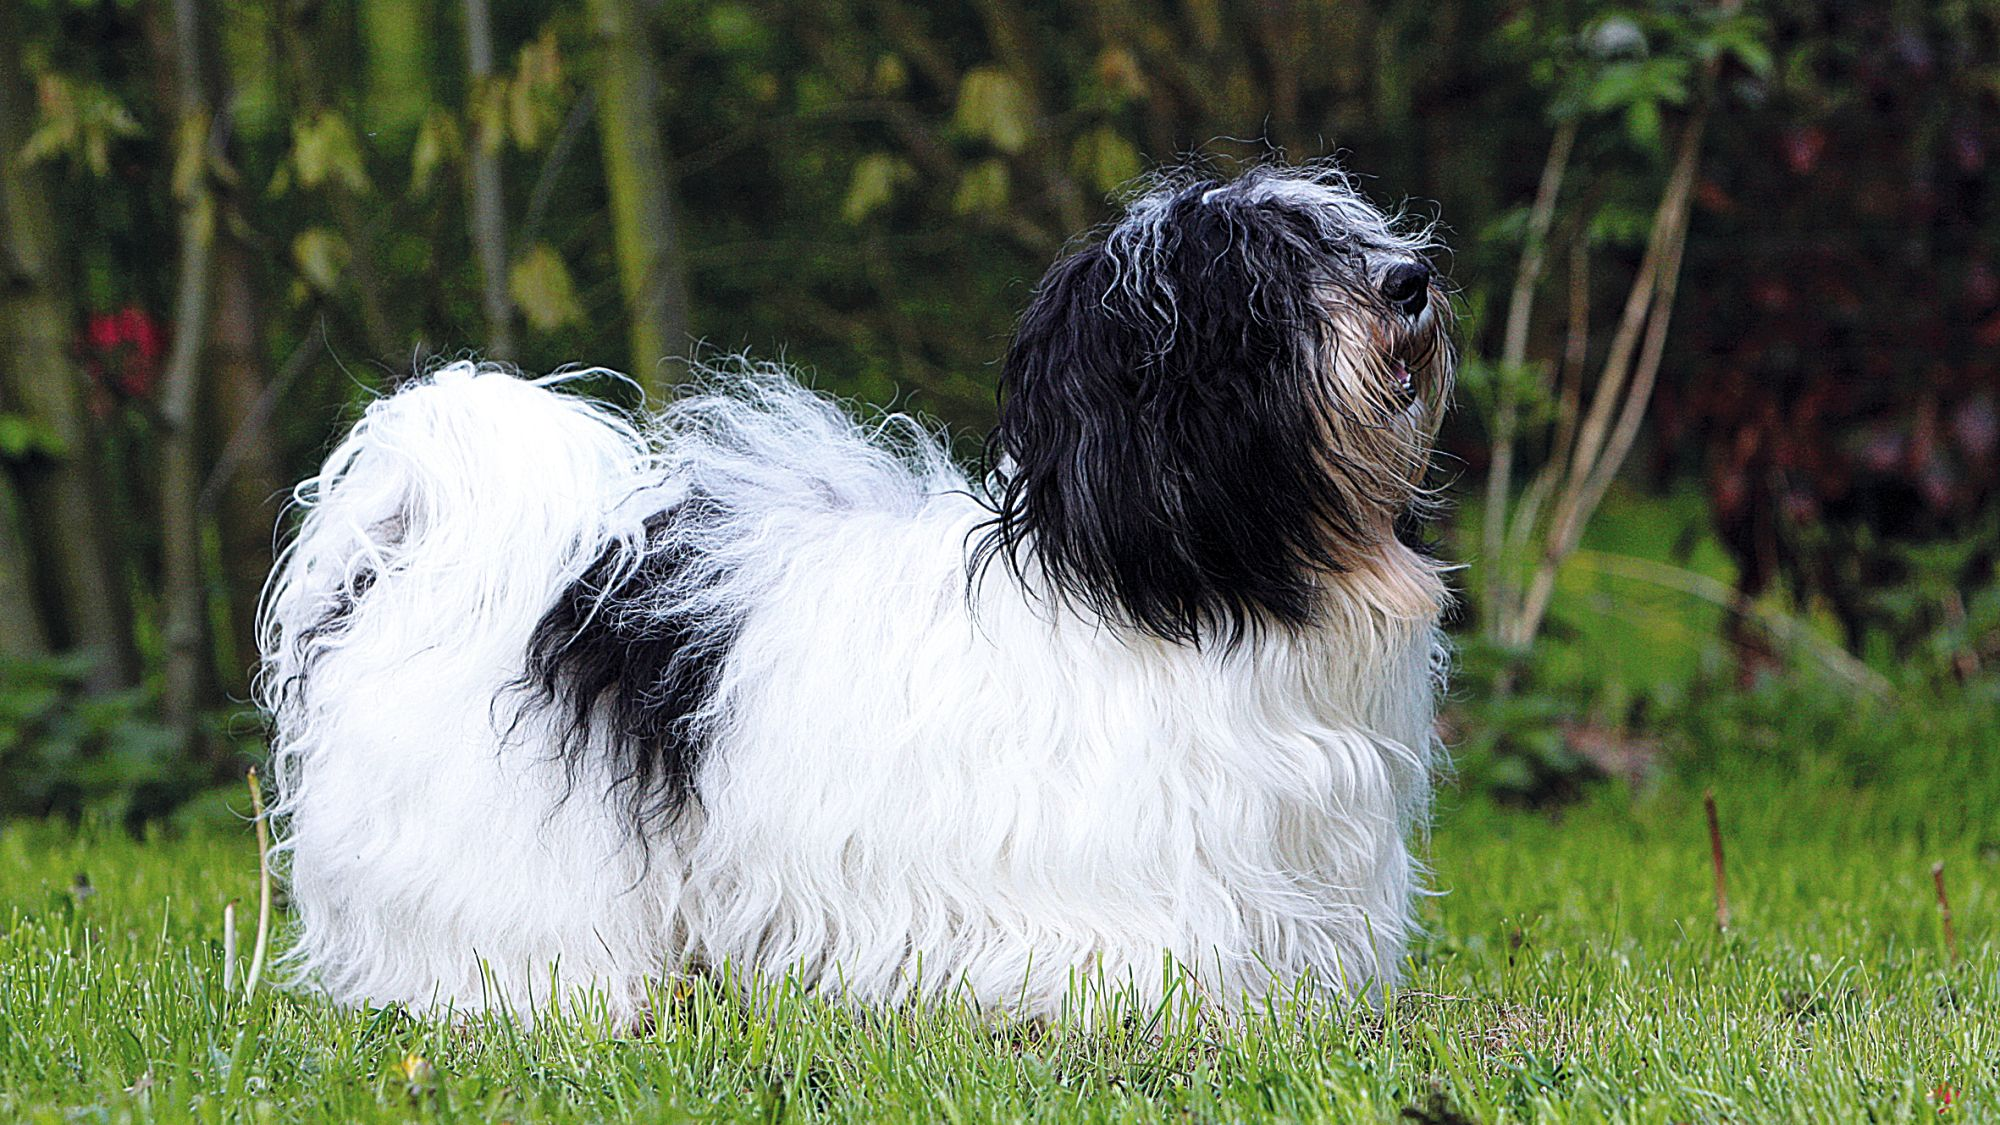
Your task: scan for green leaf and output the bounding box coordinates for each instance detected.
[871,54,908,96]
[951,159,1010,215]
[470,78,509,155]
[1699,16,1775,78]
[0,414,66,461]
[289,110,372,194]
[1624,98,1662,151]
[1070,127,1141,195]
[1589,202,1654,247]
[706,4,767,53]
[188,190,215,247]
[508,244,585,331]
[1581,58,1689,115]
[409,111,462,195]
[17,73,140,176]
[507,28,566,151]
[954,67,1033,154]
[1090,47,1147,109]
[291,227,350,293]
[0,415,31,459]
[170,114,208,201]
[841,153,913,224]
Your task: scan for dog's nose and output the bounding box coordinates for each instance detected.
[1380,261,1432,317]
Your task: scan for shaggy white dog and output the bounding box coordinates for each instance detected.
[259,166,1454,1025]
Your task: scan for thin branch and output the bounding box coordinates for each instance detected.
[1558,137,1687,500]
[1548,234,1593,465]
[517,88,597,254]
[462,0,515,359]
[1509,111,1705,646]
[1502,120,1579,372]
[1482,118,1576,642]
[1575,116,1704,514]
[197,318,324,514]
[158,0,222,748]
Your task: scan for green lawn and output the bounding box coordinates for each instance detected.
[2,710,1994,1122]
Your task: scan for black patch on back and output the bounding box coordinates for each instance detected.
[521,499,733,830]
[273,567,376,712]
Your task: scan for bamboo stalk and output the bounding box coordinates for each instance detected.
[1550,237,1592,468]
[158,0,221,749]
[1575,116,1705,512]
[589,0,689,394]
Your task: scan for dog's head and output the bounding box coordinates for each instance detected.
[983,165,1454,644]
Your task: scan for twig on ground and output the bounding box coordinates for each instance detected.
[222,900,236,993]
[245,768,274,1000]
[1705,791,1731,931]
[1933,861,1961,965]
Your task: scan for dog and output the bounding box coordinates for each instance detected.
[259,164,1454,1025]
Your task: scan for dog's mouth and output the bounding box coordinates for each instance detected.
[1390,358,1414,396]
[1383,320,1446,406]
[1368,320,1426,401]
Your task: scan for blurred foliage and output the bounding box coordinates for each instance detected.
[0,655,189,826]
[1,0,1996,820]
[1663,1,2000,658]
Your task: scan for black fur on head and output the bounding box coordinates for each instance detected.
[975,166,1454,645]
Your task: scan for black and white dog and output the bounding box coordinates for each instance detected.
[260,165,1454,1023]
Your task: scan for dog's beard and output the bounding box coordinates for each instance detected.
[1315,297,1455,532]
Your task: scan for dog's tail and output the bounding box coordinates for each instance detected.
[256,362,681,1015]
[259,363,653,723]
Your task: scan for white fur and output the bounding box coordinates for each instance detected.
[261,361,1447,1024]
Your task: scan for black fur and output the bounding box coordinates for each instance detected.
[273,567,377,711]
[976,175,1425,646]
[522,499,734,828]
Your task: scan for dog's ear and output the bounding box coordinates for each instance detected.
[980,191,1385,645]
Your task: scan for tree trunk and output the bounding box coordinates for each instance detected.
[463,0,516,361]
[589,0,690,396]
[207,237,282,694]
[0,6,137,687]
[0,472,49,659]
[158,0,221,750]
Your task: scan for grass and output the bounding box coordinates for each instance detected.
[3,695,1993,1125]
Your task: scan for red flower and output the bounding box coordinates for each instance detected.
[76,305,164,401]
